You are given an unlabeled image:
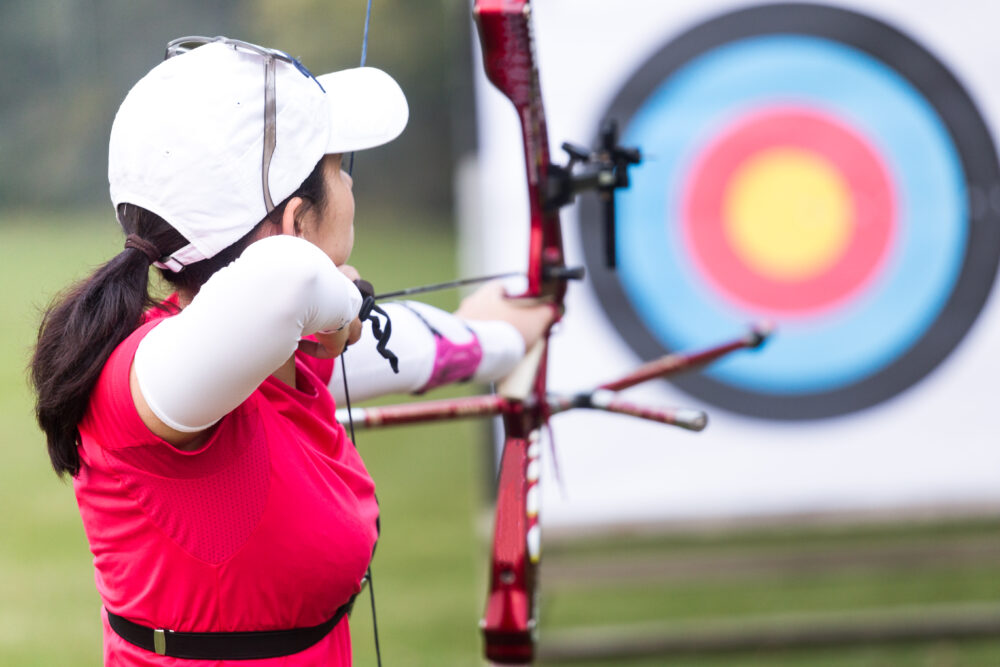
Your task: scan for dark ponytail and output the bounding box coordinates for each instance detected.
[31,158,328,477]
[30,210,184,477]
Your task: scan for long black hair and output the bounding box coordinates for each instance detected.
[31,158,328,477]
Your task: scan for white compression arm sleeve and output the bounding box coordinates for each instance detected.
[330,300,524,403]
[134,235,363,432]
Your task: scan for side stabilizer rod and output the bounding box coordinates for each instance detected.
[599,323,772,393]
[337,391,705,432]
[548,390,707,431]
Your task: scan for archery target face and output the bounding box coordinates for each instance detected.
[580,3,1000,419]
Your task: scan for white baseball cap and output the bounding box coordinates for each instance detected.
[109,37,409,271]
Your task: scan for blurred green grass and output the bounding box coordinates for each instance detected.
[543,519,1000,625]
[1,211,118,667]
[3,210,1000,666]
[538,521,1000,666]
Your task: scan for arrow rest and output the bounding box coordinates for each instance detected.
[541,264,586,282]
[543,119,641,268]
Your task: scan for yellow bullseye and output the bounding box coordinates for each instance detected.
[724,148,853,281]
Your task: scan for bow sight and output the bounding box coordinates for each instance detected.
[544,120,642,268]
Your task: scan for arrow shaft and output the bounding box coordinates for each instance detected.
[374,271,521,300]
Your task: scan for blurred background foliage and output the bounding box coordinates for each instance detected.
[0,0,472,216]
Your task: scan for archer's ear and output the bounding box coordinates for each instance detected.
[281,197,305,236]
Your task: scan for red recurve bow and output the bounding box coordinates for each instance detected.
[472,1,568,662]
[339,1,769,662]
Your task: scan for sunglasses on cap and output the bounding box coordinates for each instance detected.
[164,36,325,214]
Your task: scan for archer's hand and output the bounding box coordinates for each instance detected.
[455,281,556,349]
[298,264,364,359]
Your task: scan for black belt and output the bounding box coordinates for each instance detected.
[106,599,353,660]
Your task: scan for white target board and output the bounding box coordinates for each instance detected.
[464,0,1000,534]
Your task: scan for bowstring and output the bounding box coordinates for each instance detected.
[347,0,374,176]
[360,0,373,67]
[339,356,382,666]
[341,0,382,665]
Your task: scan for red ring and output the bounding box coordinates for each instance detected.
[682,107,896,315]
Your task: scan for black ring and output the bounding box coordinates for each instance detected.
[579,3,1000,420]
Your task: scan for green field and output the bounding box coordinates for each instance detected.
[2,211,999,666]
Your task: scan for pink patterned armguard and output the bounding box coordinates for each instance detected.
[418,333,484,393]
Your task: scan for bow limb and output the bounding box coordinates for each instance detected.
[475,0,567,303]
[480,337,548,664]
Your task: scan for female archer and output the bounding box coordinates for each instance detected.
[30,36,552,665]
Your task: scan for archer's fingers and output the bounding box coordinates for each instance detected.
[297,339,334,359]
[346,318,363,347]
[338,264,361,283]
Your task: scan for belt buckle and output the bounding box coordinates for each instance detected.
[153,628,166,655]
